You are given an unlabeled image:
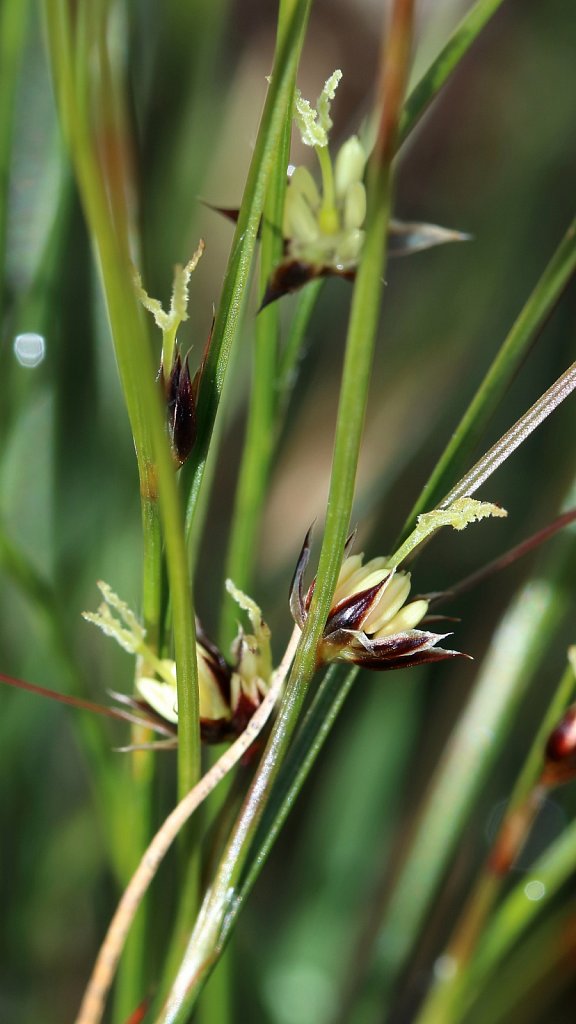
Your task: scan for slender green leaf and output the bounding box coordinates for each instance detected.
[399,0,509,144]
[463,816,576,1016]
[348,529,576,1019]
[183,0,313,552]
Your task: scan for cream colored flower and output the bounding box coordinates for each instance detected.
[290,531,461,671]
[283,71,368,271]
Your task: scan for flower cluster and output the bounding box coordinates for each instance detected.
[261,71,368,307]
[259,70,470,307]
[290,530,464,671]
[84,502,506,749]
[83,580,272,745]
[283,72,367,273]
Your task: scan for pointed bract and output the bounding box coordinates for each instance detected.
[171,354,197,465]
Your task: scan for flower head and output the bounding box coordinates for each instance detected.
[285,71,367,270]
[137,628,233,741]
[259,72,368,308]
[137,594,273,744]
[290,530,464,671]
[283,138,367,270]
[83,580,273,745]
[259,70,471,308]
[165,350,197,466]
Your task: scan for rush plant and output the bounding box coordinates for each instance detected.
[1,1,575,1023]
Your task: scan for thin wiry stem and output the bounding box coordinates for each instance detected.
[440,362,576,506]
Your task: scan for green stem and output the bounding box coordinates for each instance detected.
[465,899,576,1024]
[414,661,576,1024]
[219,99,292,650]
[44,4,200,1011]
[182,0,313,556]
[345,531,576,1022]
[0,0,30,320]
[398,0,509,144]
[462,813,576,1018]
[44,0,200,796]
[162,324,177,377]
[224,664,358,939]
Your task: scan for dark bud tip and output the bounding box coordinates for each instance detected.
[325,576,393,636]
[259,260,320,310]
[289,525,314,628]
[203,202,241,224]
[167,352,197,466]
[166,351,182,406]
[545,705,576,763]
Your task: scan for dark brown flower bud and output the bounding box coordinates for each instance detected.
[542,705,576,786]
[165,350,197,466]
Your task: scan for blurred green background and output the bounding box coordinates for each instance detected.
[0,1,575,1021]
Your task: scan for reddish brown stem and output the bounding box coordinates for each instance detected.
[374,0,415,167]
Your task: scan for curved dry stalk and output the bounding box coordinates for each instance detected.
[74,625,301,1024]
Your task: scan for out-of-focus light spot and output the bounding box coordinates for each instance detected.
[433,955,458,982]
[524,879,546,901]
[14,332,46,367]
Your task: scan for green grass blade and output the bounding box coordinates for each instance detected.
[218,109,292,650]
[399,0,509,143]
[465,900,576,1024]
[182,0,313,553]
[413,656,576,1024]
[237,665,358,910]
[349,530,576,1019]
[0,0,31,318]
[463,817,576,1017]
